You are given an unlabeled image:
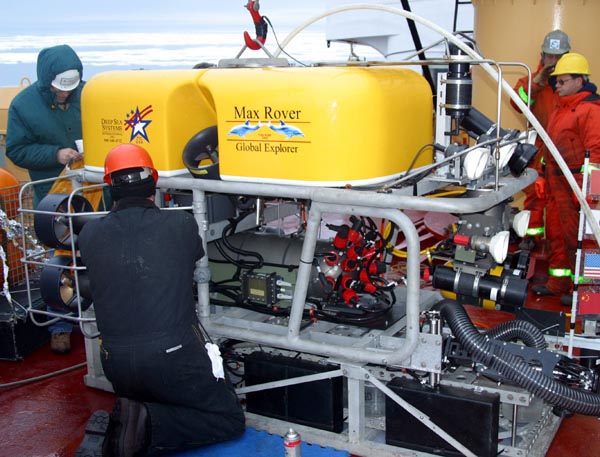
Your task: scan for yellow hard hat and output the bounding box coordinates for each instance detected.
[551,52,591,76]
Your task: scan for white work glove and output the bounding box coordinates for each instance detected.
[205,342,225,380]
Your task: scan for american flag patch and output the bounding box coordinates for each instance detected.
[584,252,600,279]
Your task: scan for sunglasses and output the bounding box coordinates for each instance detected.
[556,78,573,86]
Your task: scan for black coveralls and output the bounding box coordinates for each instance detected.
[78,197,245,455]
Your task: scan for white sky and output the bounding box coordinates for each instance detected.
[0,1,473,86]
[3,1,470,34]
[4,1,342,32]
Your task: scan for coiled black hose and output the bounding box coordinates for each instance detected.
[484,319,546,350]
[436,299,600,416]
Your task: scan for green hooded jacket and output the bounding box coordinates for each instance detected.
[6,44,85,206]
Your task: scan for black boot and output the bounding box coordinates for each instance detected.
[75,410,110,457]
[105,398,150,457]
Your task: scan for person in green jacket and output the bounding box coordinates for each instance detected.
[6,44,85,354]
[6,44,84,207]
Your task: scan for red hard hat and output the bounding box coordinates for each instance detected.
[103,143,158,184]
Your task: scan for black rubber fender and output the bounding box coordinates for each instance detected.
[182,126,220,180]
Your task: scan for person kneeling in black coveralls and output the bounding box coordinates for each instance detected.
[76,143,245,456]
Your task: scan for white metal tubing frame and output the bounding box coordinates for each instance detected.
[73,170,534,366]
[204,199,420,366]
[19,165,533,336]
[59,151,534,457]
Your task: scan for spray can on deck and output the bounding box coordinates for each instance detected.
[284,428,301,457]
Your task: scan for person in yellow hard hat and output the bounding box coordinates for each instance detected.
[511,30,571,250]
[75,144,245,456]
[531,53,600,305]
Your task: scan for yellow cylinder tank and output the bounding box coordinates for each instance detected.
[82,66,433,186]
[82,69,217,176]
[200,66,432,186]
[471,0,600,131]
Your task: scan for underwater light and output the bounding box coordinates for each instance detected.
[463,146,491,180]
[512,210,531,238]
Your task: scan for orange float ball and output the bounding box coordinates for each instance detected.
[0,167,20,219]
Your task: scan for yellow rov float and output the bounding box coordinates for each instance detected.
[82,66,433,186]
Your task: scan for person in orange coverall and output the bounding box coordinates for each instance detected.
[511,30,571,249]
[530,53,600,304]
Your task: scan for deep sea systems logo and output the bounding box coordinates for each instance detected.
[124,105,153,142]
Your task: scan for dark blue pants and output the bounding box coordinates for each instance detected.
[100,325,245,455]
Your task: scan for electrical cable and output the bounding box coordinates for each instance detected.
[0,362,86,389]
[214,218,264,270]
[399,143,436,180]
[263,16,309,67]
[311,308,390,326]
[224,226,264,268]
[383,220,443,259]
[426,189,466,198]
[210,297,290,316]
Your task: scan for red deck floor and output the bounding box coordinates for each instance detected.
[1,331,114,456]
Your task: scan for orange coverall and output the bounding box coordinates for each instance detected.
[511,62,561,234]
[540,86,600,294]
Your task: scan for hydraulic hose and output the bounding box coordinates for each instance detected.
[484,319,546,350]
[436,299,600,416]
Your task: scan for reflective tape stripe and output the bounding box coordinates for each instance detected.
[518,86,534,106]
[549,268,572,277]
[526,227,545,236]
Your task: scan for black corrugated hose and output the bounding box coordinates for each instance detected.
[484,319,547,350]
[435,299,600,416]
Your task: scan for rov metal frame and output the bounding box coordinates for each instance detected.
[45,168,554,457]
[13,76,561,457]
